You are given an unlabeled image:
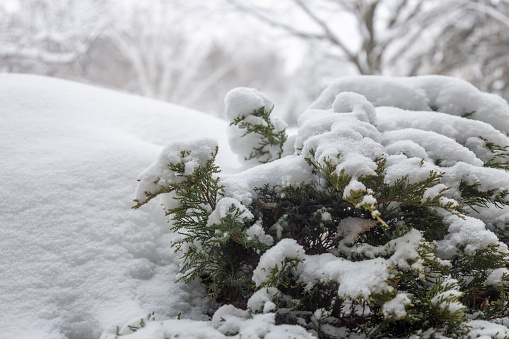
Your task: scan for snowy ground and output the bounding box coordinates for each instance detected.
[0,74,237,338]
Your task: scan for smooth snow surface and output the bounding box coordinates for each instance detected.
[0,74,236,338]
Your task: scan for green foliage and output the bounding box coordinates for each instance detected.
[133,146,272,306]
[481,137,509,170]
[135,98,509,338]
[115,312,155,337]
[230,106,287,163]
[459,181,509,212]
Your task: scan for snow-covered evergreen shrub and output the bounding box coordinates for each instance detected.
[131,77,509,338]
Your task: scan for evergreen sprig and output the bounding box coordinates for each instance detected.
[230,106,287,163]
[480,137,509,170]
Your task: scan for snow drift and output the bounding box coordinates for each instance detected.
[0,74,236,338]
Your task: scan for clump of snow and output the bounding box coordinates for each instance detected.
[211,305,313,339]
[431,289,465,314]
[342,229,426,273]
[221,155,314,206]
[332,92,377,124]
[224,87,287,165]
[377,107,509,163]
[252,239,305,287]
[246,221,274,246]
[135,138,218,205]
[343,180,367,198]
[206,197,253,227]
[383,155,440,185]
[485,268,509,286]
[382,293,411,318]
[468,320,509,339]
[443,163,509,203]
[103,309,313,339]
[247,287,280,314]
[300,254,393,300]
[422,184,449,202]
[224,87,274,122]
[437,214,505,258]
[383,129,483,167]
[296,105,383,179]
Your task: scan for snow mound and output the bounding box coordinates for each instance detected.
[0,74,236,338]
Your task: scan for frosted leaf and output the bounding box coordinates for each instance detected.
[336,217,378,244]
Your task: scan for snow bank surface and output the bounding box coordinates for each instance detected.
[0,74,236,338]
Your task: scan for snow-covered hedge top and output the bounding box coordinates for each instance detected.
[310,75,509,134]
[128,75,509,339]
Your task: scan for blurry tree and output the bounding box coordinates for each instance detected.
[0,0,292,118]
[3,0,508,122]
[407,0,509,101]
[226,0,509,105]
[226,0,461,75]
[0,0,107,75]
[106,0,291,117]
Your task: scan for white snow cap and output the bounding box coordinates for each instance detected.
[332,92,377,125]
[224,87,274,121]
